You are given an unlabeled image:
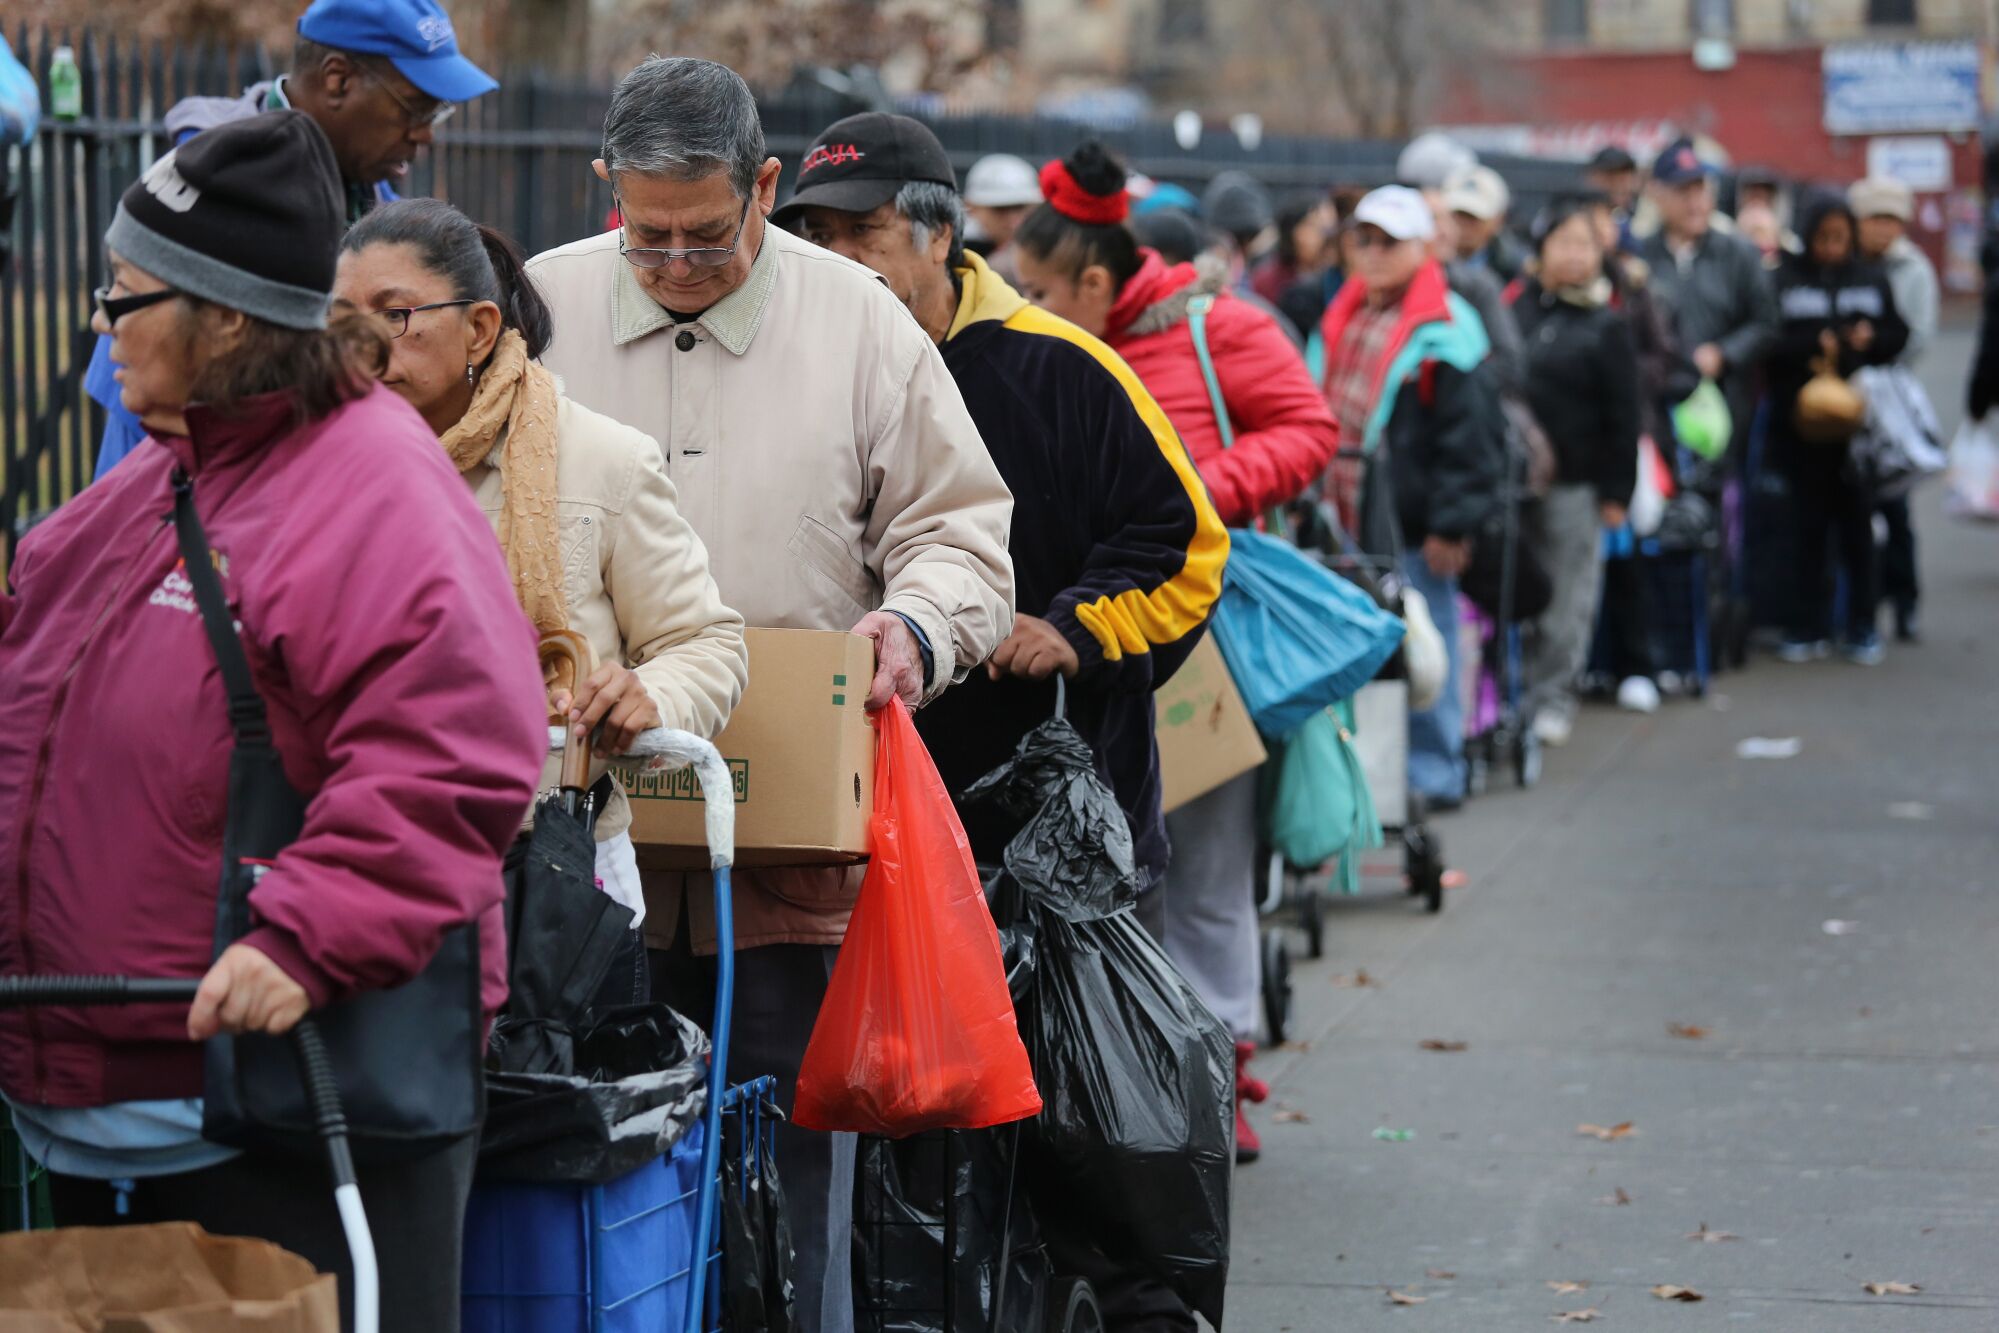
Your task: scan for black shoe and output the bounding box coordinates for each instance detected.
[1895,607,1920,643]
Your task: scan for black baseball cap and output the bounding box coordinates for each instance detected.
[772,113,957,230]
[1587,145,1638,175]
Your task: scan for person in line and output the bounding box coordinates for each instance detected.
[1637,138,1778,452]
[1251,191,1335,307]
[777,113,1226,879]
[1012,140,1337,1182]
[1509,197,1646,733]
[0,112,546,1330]
[1767,193,1909,665]
[88,0,497,480]
[1585,144,1642,231]
[1445,164,1528,282]
[525,59,1015,1333]
[1319,186,1506,809]
[1850,176,1940,643]
[336,199,750,950]
[1202,169,1278,290]
[962,152,1042,284]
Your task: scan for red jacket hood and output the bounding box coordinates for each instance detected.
[1318,257,1457,382]
[0,384,547,1107]
[1105,248,1203,344]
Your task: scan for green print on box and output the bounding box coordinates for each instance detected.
[620,758,750,805]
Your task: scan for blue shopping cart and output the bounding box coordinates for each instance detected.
[462,728,780,1333]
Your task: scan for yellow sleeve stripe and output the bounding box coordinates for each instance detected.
[1005,305,1230,662]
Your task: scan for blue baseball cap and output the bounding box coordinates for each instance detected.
[1651,137,1708,187]
[298,0,498,105]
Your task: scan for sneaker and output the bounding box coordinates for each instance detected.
[1235,1042,1270,1104]
[1842,635,1885,666]
[1656,669,1685,697]
[1617,676,1662,713]
[1777,639,1830,664]
[1235,1103,1263,1164]
[1533,709,1575,748]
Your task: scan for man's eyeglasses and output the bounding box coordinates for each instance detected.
[362,64,455,130]
[1350,230,1406,251]
[617,199,751,271]
[368,300,477,338]
[95,286,179,326]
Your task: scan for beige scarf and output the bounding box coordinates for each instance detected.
[439,329,567,633]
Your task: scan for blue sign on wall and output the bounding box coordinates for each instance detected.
[1823,41,1982,136]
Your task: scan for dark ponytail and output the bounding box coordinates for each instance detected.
[1015,140,1144,290]
[342,198,553,360]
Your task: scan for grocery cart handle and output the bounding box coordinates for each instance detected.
[549,726,737,869]
[0,975,202,1007]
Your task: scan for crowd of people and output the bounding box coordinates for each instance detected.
[0,2,1955,1331]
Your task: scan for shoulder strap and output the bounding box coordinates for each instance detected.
[172,468,272,744]
[1186,294,1235,451]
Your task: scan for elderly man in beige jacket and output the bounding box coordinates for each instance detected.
[527,57,1013,1333]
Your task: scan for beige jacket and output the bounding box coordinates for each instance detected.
[527,222,1015,951]
[469,394,748,839]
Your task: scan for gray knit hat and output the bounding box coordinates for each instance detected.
[105,110,344,331]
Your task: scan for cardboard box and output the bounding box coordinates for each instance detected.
[623,628,876,870]
[1155,635,1268,813]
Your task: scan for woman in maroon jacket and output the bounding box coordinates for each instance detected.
[1015,142,1339,1183]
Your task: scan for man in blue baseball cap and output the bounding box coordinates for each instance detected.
[88,0,497,479]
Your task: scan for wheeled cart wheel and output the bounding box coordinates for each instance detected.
[1047,1276,1106,1333]
[1300,886,1327,959]
[1512,728,1541,789]
[1405,823,1445,914]
[1261,928,1294,1046]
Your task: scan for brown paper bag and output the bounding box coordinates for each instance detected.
[0,1223,337,1332]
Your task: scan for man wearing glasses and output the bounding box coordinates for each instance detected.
[88,0,495,479]
[529,59,1014,1333]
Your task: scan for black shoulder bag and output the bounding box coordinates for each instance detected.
[173,468,486,1162]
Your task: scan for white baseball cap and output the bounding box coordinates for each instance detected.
[963,154,1043,208]
[1351,185,1437,243]
[1442,165,1510,221]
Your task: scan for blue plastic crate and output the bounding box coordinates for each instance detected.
[463,1118,716,1333]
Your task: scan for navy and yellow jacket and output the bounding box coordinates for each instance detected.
[917,253,1228,886]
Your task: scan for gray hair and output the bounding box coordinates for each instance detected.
[896,179,965,269]
[602,57,766,200]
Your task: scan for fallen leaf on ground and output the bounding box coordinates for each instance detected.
[1278,1040,1314,1052]
[1864,1281,1921,1295]
[1332,969,1378,988]
[1651,1285,1703,1303]
[1387,1288,1427,1305]
[1667,1023,1709,1040]
[1547,1280,1589,1294]
[1552,1310,1603,1324]
[1577,1122,1637,1141]
[1419,1039,1469,1052]
[1686,1223,1740,1243]
[1426,1269,1457,1280]
[1274,1108,1311,1124]
[1596,1186,1634,1206]
[1823,919,1861,936]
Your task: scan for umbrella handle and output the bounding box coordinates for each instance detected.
[538,631,598,792]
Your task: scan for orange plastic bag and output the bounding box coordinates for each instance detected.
[793,699,1042,1136]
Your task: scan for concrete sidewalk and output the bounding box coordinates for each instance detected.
[1224,331,1999,1330]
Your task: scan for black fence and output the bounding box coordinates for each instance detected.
[2,24,1582,564]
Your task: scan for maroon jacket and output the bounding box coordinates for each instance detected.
[1103,250,1338,526]
[0,386,546,1107]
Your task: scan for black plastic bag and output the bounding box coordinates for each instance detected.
[479,1003,708,1184]
[853,1128,1049,1333]
[721,1090,796,1333]
[962,720,1234,1328]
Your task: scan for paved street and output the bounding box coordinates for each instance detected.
[1226,322,1999,1330]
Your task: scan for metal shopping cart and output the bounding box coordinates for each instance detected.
[462,727,782,1333]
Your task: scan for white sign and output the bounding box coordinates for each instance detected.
[1866,136,1953,193]
[1823,41,1982,135]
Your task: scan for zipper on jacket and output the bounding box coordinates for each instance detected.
[12,513,173,1100]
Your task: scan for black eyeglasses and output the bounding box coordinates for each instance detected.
[362,64,455,130]
[95,286,179,325]
[370,300,477,338]
[617,199,752,270]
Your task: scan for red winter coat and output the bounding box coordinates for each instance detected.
[1102,250,1338,526]
[0,386,547,1108]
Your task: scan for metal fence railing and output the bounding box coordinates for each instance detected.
[3,24,1584,563]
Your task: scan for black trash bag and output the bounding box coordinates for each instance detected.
[720,1090,796,1333]
[1653,491,1719,554]
[479,1002,708,1184]
[494,801,635,1075]
[962,720,1234,1328]
[852,1128,1049,1333]
[960,721,1138,921]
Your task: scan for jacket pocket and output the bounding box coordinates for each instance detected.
[558,511,601,607]
[787,515,877,622]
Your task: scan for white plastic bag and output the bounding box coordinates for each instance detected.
[1852,365,1946,498]
[1398,584,1448,713]
[1628,436,1670,538]
[1945,413,1999,522]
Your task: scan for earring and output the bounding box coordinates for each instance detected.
[465,362,476,385]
